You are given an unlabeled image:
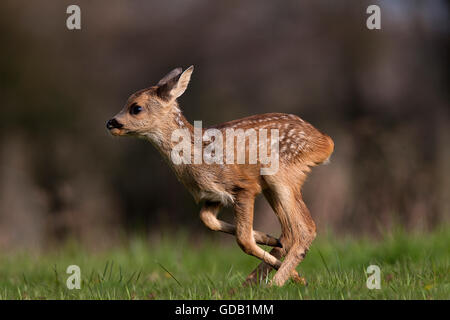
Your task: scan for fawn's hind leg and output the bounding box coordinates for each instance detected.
[243,189,306,286]
[271,192,316,286]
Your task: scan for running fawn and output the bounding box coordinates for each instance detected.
[106,66,334,286]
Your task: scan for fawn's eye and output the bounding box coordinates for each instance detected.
[130,104,143,115]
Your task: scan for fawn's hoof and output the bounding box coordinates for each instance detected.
[242,274,269,287]
[270,274,307,287]
[291,273,308,286]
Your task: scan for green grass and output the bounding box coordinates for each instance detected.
[0,227,448,300]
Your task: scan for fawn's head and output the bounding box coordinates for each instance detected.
[107,66,194,137]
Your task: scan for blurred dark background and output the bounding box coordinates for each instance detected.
[0,0,448,249]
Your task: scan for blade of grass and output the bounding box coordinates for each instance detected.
[156,262,182,287]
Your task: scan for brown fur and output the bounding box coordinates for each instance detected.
[107,66,334,286]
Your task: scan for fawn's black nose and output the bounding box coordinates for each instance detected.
[106,118,123,130]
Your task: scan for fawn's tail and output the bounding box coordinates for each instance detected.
[309,133,334,166]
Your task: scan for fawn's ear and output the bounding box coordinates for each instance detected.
[157,66,194,102]
[157,67,182,86]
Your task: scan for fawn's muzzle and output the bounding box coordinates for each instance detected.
[106,118,123,130]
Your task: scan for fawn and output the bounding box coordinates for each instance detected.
[106,66,334,286]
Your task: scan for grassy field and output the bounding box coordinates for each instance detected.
[0,227,448,300]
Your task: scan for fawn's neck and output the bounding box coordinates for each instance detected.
[144,105,195,176]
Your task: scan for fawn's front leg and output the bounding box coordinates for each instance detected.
[199,201,281,247]
[233,192,284,271]
[243,243,307,286]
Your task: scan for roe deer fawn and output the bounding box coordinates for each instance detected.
[106,66,334,286]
